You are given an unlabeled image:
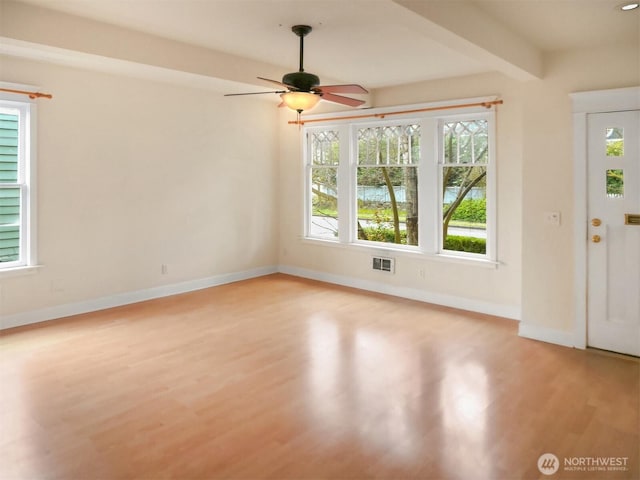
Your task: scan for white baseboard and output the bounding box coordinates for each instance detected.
[518,322,575,348]
[1,266,278,330]
[278,265,521,320]
[2,264,524,331]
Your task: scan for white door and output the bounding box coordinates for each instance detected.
[587,110,640,356]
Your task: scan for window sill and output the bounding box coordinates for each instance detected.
[0,265,42,278]
[301,237,499,269]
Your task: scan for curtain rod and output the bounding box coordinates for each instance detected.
[289,99,503,125]
[0,88,53,100]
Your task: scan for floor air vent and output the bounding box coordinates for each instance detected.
[372,256,395,273]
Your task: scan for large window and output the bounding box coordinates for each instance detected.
[357,124,420,246]
[0,98,35,270]
[304,102,495,261]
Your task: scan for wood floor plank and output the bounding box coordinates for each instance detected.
[1,273,638,479]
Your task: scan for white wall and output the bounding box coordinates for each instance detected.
[0,56,280,321]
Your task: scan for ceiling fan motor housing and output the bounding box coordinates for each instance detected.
[282,71,320,92]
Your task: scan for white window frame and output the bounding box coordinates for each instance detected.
[0,89,37,273]
[437,112,497,261]
[303,98,497,265]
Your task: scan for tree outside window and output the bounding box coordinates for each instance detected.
[441,120,488,255]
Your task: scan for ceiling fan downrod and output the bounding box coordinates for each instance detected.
[291,25,312,72]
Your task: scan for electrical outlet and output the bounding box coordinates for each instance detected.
[419,268,425,279]
[161,264,168,275]
[544,211,561,226]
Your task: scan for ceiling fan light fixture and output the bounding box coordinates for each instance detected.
[280,91,320,113]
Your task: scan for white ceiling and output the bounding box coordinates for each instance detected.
[475,0,640,52]
[9,0,640,89]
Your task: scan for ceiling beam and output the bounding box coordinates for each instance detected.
[392,0,543,81]
[0,0,286,93]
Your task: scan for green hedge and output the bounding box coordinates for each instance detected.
[361,227,407,243]
[446,198,486,223]
[444,235,486,254]
[360,227,486,254]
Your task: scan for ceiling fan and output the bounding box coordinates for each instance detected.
[225,25,368,113]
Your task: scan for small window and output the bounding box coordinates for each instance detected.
[606,169,624,198]
[0,98,35,269]
[606,127,623,157]
[307,129,339,240]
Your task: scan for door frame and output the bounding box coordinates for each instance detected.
[570,86,640,349]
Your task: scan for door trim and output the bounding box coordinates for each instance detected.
[570,86,640,349]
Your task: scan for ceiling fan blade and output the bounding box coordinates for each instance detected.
[316,84,369,95]
[320,92,366,107]
[224,91,285,97]
[257,77,296,89]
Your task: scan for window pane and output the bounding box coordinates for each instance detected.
[0,112,19,183]
[358,124,420,166]
[606,169,624,198]
[442,166,486,254]
[310,167,338,239]
[311,130,340,166]
[606,127,623,157]
[0,188,20,262]
[443,120,488,164]
[357,166,418,246]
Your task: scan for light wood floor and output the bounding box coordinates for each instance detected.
[1,274,638,480]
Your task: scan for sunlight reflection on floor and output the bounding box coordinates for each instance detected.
[306,314,425,462]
